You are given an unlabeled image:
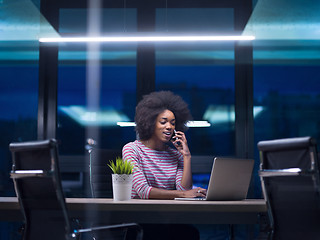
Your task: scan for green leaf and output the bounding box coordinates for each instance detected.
[107,157,133,174]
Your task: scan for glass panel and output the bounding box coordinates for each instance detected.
[57,8,137,156]
[254,64,320,142]
[155,8,235,157]
[57,8,137,197]
[59,8,137,33]
[0,0,42,235]
[57,61,137,154]
[253,40,320,197]
[0,42,39,197]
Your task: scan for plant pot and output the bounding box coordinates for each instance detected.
[112,174,133,201]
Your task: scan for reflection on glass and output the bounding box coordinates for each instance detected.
[254,65,320,143]
[155,8,235,156]
[57,8,137,155]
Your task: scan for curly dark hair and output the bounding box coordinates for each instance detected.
[135,91,192,140]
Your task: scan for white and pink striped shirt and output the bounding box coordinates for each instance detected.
[122,140,188,199]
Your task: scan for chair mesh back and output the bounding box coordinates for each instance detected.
[10,139,70,240]
[264,148,311,170]
[258,137,320,240]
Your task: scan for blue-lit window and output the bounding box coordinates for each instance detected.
[0,65,38,196]
[57,9,137,155]
[155,8,235,157]
[254,65,320,144]
[253,48,320,198]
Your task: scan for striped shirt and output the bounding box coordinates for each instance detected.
[122,140,188,199]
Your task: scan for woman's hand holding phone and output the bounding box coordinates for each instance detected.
[171,130,191,157]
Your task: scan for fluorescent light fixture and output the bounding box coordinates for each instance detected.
[203,105,264,124]
[186,121,211,128]
[59,106,130,126]
[117,121,211,128]
[39,35,255,43]
[117,122,137,127]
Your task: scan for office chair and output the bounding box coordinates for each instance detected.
[9,139,142,240]
[258,136,320,240]
[89,148,122,198]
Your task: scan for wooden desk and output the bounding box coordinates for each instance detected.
[0,197,266,224]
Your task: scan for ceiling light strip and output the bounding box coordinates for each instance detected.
[39,35,255,43]
[117,121,211,127]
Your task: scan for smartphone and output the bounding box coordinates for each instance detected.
[170,130,177,141]
[171,130,181,146]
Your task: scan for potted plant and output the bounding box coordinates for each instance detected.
[108,157,134,201]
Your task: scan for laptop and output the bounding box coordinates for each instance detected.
[175,157,254,201]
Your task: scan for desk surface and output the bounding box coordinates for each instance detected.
[0,197,266,224]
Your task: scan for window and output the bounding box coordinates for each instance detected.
[253,43,320,198]
[0,63,38,196]
[155,8,235,156]
[57,9,137,155]
[254,65,320,143]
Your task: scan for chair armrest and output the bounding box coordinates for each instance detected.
[10,170,51,179]
[259,168,317,177]
[259,168,302,177]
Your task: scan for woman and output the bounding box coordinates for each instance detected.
[122,91,206,240]
[122,90,206,199]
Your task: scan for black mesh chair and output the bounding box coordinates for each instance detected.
[258,136,320,240]
[89,148,122,198]
[9,139,142,240]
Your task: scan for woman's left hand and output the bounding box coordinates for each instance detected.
[171,131,190,157]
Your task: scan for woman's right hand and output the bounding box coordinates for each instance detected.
[182,187,207,198]
[172,130,191,157]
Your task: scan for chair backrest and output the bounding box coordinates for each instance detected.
[258,136,320,239]
[10,139,71,240]
[90,148,122,198]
